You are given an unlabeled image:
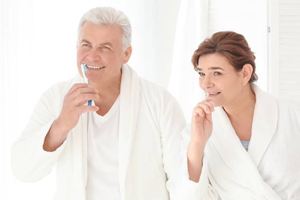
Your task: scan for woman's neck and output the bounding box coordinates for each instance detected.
[223,85,256,140]
[223,85,256,117]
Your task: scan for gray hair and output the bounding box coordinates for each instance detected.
[78,7,132,49]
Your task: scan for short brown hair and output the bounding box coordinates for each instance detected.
[192,31,258,82]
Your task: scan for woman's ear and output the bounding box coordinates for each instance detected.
[241,64,253,85]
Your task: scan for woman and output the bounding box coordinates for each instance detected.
[186,31,300,200]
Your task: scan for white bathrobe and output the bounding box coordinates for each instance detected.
[11,65,186,200]
[178,85,300,200]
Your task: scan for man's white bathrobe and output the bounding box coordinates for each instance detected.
[11,65,186,200]
[179,85,300,200]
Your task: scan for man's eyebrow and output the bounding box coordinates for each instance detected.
[98,42,113,47]
[79,40,113,47]
[79,39,91,44]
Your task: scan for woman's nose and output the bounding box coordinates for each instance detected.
[200,75,214,89]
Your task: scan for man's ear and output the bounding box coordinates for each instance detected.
[123,46,132,63]
[241,64,253,85]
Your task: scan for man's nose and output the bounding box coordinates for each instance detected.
[85,48,101,62]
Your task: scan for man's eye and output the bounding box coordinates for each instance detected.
[81,43,90,47]
[101,46,112,51]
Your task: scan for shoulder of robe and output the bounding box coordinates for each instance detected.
[277,98,300,125]
[35,76,79,111]
[139,78,178,105]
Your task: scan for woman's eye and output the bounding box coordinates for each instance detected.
[194,67,206,77]
[198,72,205,77]
[213,71,222,76]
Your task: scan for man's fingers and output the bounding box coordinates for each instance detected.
[71,86,98,98]
[79,105,99,114]
[74,94,99,106]
[67,87,99,104]
[68,83,89,94]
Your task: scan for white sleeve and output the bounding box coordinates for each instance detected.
[168,127,219,200]
[11,84,66,182]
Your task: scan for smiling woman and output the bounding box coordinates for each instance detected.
[185,31,300,200]
[192,31,257,108]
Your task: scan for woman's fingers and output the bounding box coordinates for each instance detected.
[195,100,214,114]
[193,106,206,117]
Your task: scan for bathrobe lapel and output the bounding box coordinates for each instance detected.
[72,65,141,200]
[118,65,142,200]
[248,85,278,166]
[69,65,141,199]
[208,85,281,200]
[63,107,88,200]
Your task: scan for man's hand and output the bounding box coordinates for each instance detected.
[43,83,99,152]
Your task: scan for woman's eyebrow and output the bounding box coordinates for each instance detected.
[197,66,224,71]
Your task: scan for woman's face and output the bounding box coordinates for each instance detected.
[195,53,248,107]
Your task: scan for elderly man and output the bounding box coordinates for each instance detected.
[12,7,186,200]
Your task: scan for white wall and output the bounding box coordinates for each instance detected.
[268,0,300,102]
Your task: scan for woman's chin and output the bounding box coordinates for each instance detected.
[209,99,222,107]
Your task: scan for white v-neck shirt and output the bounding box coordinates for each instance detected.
[86,97,121,200]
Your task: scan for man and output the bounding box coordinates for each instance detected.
[12,7,186,200]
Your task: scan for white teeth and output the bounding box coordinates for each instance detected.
[209,92,220,96]
[87,65,105,70]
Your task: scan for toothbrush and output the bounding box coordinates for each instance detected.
[81,63,93,106]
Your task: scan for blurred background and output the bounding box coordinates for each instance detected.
[1,0,300,199]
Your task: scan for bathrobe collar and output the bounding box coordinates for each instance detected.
[208,84,281,199]
[75,65,141,200]
[211,84,278,167]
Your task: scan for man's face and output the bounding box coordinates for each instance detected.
[77,22,131,83]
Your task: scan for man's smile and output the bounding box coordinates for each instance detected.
[86,65,106,70]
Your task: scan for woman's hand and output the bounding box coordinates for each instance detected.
[187,99,214,182]
[191,99,214,146]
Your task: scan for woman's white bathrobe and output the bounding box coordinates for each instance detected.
[11,65,187,200]
[179,85,300,200]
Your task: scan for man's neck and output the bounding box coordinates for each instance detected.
[90,76,122,116]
